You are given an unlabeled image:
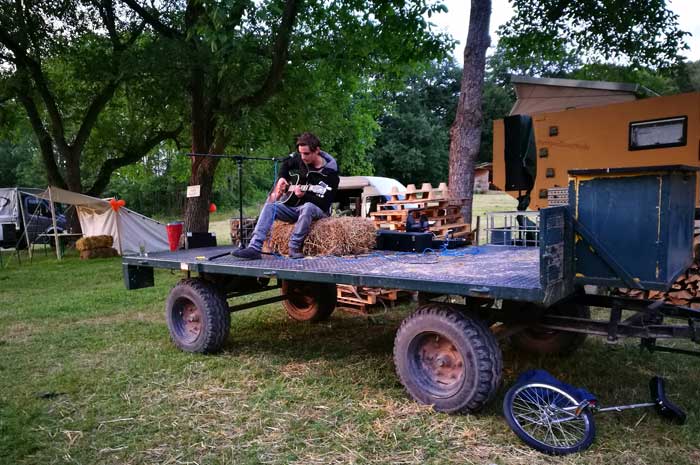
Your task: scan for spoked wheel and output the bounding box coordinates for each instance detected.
[503,382,596,455]
[165,278,230,353]
[280,280,337,322]
[394,303,502,413]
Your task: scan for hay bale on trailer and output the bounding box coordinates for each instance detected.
[266,216,376,256]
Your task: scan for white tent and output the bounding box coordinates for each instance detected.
[36,186,169,256]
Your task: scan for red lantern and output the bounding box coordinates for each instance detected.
[209,203,217,213]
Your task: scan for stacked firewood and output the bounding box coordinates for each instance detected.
[613,235,700,308]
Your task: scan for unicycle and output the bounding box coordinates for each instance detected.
[503,369,686,455]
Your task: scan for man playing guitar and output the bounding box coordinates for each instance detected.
[233,132,340,260]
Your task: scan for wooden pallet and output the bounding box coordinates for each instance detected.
[371,182,473,240]
[336,284,403,315]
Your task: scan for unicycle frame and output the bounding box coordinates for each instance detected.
[504,375,686,455]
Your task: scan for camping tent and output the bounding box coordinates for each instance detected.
[36,186,169,256]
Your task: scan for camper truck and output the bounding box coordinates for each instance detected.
[491,76,700,210]
[0,188,66,248]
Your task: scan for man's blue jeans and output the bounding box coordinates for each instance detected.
[249,201,327,252]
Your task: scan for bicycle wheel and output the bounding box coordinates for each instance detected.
[503,382,596,455]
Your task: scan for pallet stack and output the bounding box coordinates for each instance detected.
[336,284,405,315]
[370,183,471,239]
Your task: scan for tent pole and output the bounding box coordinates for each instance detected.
[115,208,123,255]
[17,188,32,261]
[48,187,61,260]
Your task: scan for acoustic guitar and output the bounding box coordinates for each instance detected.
[276,172,333,207]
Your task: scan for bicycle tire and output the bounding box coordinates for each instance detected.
[503,382,596,455]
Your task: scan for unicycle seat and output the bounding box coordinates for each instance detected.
[650,376,686,425]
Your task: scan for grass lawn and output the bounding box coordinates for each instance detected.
[1,193,699,464]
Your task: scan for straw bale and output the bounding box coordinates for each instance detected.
[80,247,118,259]
[265,216,376,256]
[75,235,113,251]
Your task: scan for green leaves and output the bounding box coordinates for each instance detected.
[498,0,690,72]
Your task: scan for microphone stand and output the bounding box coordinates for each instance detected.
[187,153,287,248]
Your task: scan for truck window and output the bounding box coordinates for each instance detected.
[629,116,687,151]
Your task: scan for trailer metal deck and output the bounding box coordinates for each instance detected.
[124,245,544,300]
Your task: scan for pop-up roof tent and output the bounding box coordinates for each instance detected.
[36,186,169,255]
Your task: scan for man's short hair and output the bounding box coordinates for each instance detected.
[296,132,321,151]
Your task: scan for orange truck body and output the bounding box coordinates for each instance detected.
[492,92,700,209]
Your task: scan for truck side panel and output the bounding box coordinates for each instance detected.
[493,92,700,209]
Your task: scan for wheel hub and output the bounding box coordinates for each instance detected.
[417,334,464,389]
[181,302,202,340]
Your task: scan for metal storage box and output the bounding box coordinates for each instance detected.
[568,165,697,290]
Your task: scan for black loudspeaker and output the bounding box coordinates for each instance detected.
[185,232,217,249]
[376,231,433,252]
[504,115,537,191]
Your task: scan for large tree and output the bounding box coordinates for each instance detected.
[448,0,491,222]
[0,0,183,196]
[371,61,461,185]
[450,0,690,223]
[123,0,450,232]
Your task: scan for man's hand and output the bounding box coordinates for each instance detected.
[270,178,289,201]
[293,185,304,198]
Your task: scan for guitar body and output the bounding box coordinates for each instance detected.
[277,171,333,207]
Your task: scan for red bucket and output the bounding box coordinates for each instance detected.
[166,222,183,251]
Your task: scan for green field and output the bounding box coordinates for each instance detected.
[1,193,699,465]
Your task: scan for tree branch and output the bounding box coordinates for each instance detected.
[96,0,122,51]
[0,28,71,154]
[229,0,299,111]
[87,124,184,196]
[15,92,67,189]
[72,79,122,155]
[120,0,183,39]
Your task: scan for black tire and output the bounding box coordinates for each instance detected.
[510,303,590,356]
[393,303,502,413]
[503,381,596,455]
[165,278,230,353]
[281,280,337,322]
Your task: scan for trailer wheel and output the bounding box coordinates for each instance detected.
[510,303,590,356]
[165,278,230,353]
[281,280,336,322]
[393,303,502,413]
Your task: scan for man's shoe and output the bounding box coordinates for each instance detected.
[288,249,305,259]
[232,247,261,260]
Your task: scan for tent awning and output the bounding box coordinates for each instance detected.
[36,186,111,213]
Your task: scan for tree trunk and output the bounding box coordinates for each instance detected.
[183,155,220,233]
[448,0,491,226]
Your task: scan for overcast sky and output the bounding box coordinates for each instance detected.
[431,0,700,64]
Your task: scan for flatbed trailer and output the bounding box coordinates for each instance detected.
[122,166,700,413]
